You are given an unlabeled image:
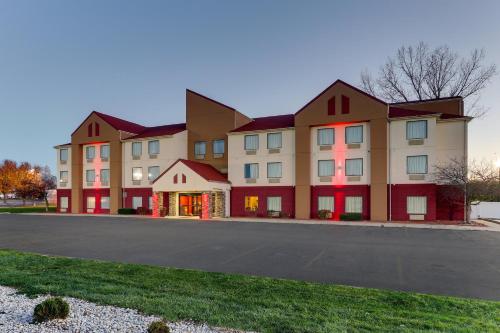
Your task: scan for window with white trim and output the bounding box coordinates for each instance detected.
[345,196,362,213]
[132,142,142,157]
[345,125,363,144]
[59,148,68,162]
[407,155,428,174]
[132,167,143,181]
[86,146,95,160]
[60,171,68,183]
[132,196,143,209]
[345,158,363,176]
[407,196,427,214]
[317,128,334,145]
[406,120,427,140]
[100,145,110,159]
[267,132,282,149]
[318,160,334,177]
[100,169,109,184]
[244,163,259,179]
[194,141,206,158]
[267,162,282,178]
[318,196,334,212]
[148,166,160,181]
[267,196,282,212]
[148,196,153,209]
[86,169,95,183]
[101,196,110,210]
[213,139,225,155]
[60,197,68,209]
[87,196,95,209]
[244,135,259,150]
[148,140,160,155]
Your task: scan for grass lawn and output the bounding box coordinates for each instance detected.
[0,250,498,332]
[0,206,56,213]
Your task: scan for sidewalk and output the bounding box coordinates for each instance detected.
[14,212,500,232]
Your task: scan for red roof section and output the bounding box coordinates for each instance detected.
[153,159,229,184]
[389,107,467,120]
[127,123,186,139]
[93,111,146,134]
[230,114,295,133]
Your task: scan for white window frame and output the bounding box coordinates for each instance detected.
[148,140,160,155]
[267,196,282,212]
[244,134,259,151]
[213,139,225,155]
[318,160,334,177]
[60,196,69,209]
[406,120,428,140]
[318,196,334,212]
[86,146,95,160]
[59,148,68,162]
[194,141,206,158]
[317,128,334,146]
[59,171,68,183]
[345,196,363,213]
[267,162,282,178]
[132,167,143,181]
[244,163,259,179]
[132,196,143,209]
[101,196,110,210]
[407,196,427,214]
[100,145,110,159]
[86,169,95,183]
[267,132,282,149]
[345,158,363,176]
[345,125,363,144]
[87,196,96,209]
[132,142,142,157]
[148,166,160,181]
[407,155,428,174]
[100,169,110,183]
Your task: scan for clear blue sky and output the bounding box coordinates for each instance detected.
[1,0,499,173]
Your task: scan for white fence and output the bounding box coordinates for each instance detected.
[471,202,500,219]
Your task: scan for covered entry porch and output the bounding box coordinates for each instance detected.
[152,159,231,219]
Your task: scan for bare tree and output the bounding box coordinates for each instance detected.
[360,42,497,117]
[34,166,57,212]
[433,158,499,223]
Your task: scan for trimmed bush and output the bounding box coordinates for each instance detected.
[33,297,69,323]
[317,210,332,219]
[118,208,136,215]
[340,213,363,221]
[148,320,170,333]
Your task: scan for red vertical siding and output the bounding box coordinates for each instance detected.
[230,186,295,218]
[82,188,111,214]
[390,184,437,221]
[123,188,153,210]
[56,189,72,213]
[436,185,465,221]
[311,185,370,220]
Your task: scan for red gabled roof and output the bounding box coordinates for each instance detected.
[93,111,146,134]
[230,114,295,133]
[389,107,468,120]
[127,123,186,139]
[295,79,388,115]
[389,96,463,105]
[153,159,229,184]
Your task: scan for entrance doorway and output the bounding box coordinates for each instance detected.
[179,193,202,216]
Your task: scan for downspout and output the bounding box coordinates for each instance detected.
[388,117,392,222]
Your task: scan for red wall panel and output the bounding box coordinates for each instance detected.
[56,189,72,213]
[123,188,153,210]
[82,188,110,214]
[389,184,436,221]
[230,186,295,218]
[311,185,370,220]
[436,185,465,221]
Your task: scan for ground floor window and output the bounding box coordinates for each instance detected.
[60,197,68,209]
[407,196,427,214]
[87,196,96,209]
[101,196,110,210]
[318,196,334,212]
[267,196,282,213]
[148,196,153,209]
[345,196,362,213]
[245,196,258,212]
[132,196,143,209]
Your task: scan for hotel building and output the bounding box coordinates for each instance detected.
[55,80,469,221]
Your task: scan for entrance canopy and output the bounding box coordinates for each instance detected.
[152,159,231,193]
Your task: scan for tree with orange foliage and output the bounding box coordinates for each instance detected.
[0,160,18,203]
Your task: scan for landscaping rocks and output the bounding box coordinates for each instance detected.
[0,286,249,333]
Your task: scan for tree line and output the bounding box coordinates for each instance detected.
[0,160,56,210]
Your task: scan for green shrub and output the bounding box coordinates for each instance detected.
[33,297,70,323]
[148,320,170,333]
[317,210,332,219]
[340,213,363,221]
[118,208,136,215]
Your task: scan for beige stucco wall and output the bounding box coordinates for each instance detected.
[227,128,295,187]
[82,143,110,189]
[56,146,72,189]
[122,131,187,188]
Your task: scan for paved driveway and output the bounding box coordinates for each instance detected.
[0,214,499,300]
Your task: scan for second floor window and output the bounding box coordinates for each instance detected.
[100,145,110,159]
[318,160,334,177]
[317,128,334,145]
[100,169,109,183]
[86,169,95,183]
[148,166,160,181]
[213,139,225,155]
[407,120,428,140]
[345,126,363,144]
[267,162,282,178]
[132,167,143,181]
[244,163,259,179]
[345,158,363,176]
[267,132,282,149]
[194,141,206,158]
[244,135,259,150]
[407,155,428,174]
[59,171,68,183]
[132,142,142,157]
[148,140,160,155]
[59,148,68,162]
[86,146,95,160]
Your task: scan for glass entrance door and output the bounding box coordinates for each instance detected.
[179,193,202,216]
